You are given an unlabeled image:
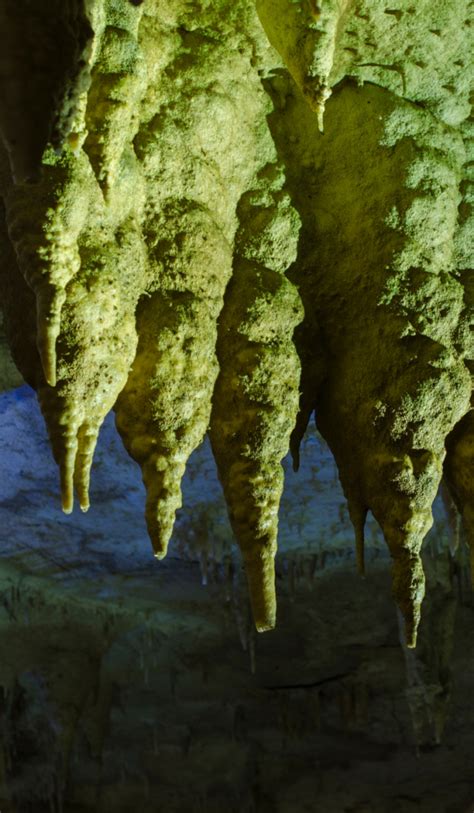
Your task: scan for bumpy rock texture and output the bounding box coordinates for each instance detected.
[0,0,472,644]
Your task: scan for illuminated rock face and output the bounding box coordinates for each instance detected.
[0,0,472,645]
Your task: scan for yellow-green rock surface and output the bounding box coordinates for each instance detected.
[0,0,472,642]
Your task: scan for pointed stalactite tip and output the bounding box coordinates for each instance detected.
[60,472,74,515]
[255,617,276,634]
[405,620,419,650]
[145,499,177,562]
[399,582,423,650]
[245,554,277,634]
[148,523,171,561]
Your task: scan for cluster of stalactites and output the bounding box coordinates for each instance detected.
[260,2,473,645]
[0,0,472,645]
[2,0,148,519]
[0,0,305,634]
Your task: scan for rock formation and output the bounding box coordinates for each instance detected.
[0,0,472,646]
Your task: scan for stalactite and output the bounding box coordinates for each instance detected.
[1,12,149,515]
[37,213,147,514]
[270,78,471,646]
[210,172,302,631]
[83,13,147,192]
[200,548,209,587]
[256,0,353,129]
[6,153,92,385]
[115,209,233,557]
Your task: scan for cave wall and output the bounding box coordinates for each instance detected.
[0,387,473,813]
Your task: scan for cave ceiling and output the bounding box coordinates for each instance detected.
[0,0,472,647]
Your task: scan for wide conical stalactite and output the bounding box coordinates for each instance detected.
[115,207,234,558]
[0,0,472,642]
[268,79,472,645]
